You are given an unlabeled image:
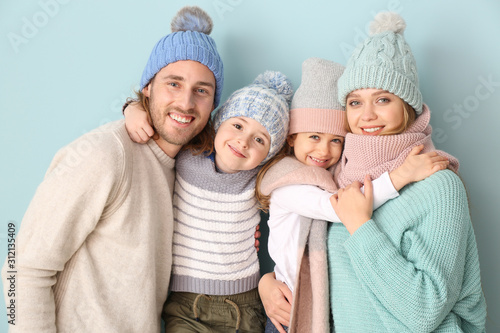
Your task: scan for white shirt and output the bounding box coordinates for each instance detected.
[267,171,398,291]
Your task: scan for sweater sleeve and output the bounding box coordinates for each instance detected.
[343,171,472,332]
[271,171,398,222]
[2,129,127,332]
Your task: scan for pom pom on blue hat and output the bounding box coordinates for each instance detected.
[170,6,213,34]
[140,6,224,108]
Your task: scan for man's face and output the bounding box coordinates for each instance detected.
[143,60,216,154]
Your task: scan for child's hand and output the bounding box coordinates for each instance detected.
[254,224,261,252]
[330,175,373,235]
[124,102,154,143]
[258,272,292,332]
[390,145,449,191]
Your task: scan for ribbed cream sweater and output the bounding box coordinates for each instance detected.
[2,120,175,332]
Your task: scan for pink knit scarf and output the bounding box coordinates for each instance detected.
[335,104,459,188]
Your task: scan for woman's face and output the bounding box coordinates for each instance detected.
[346,89,405,135]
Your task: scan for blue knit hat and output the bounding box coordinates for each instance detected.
[213,71,293,164]
[140,6,224,108]
[338,12,423,114]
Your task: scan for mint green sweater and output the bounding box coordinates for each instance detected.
[327,170,486,332]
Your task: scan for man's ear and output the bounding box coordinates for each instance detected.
[142,83,151,98]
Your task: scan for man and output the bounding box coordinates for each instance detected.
[2,6,223,332]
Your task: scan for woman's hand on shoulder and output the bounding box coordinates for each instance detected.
[390,145,449,190]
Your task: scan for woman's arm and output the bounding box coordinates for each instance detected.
[338,172,480,332]
[273,172,395,223]
[389,145,449,191]
[275,145,447,225]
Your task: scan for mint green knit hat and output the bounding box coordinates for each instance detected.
[338,12,423,114]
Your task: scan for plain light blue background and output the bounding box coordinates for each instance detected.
[1,0,499,331]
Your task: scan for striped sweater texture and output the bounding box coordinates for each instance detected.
[169,151,261,295]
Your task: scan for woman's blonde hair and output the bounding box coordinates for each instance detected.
[255,135,296,212]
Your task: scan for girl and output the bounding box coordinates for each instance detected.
[256,57,449,333]
[262,12,487,333]
[125,71,293,332]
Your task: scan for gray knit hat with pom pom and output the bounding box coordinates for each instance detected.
[338,12,422,114]
[213,71,293,164]
[140,6,224,107]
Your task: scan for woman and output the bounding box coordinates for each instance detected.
[259,12,486,332]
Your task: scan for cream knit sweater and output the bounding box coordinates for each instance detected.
[2,120,175,332]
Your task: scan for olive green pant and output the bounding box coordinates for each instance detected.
[163,288,266,332]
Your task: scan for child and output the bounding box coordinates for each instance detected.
[125,71,293,332]
[255,57,449,333]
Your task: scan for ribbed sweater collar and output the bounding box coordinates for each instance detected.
[146,138,176,168]
[176,151,259,193]
[113,121,175,168]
